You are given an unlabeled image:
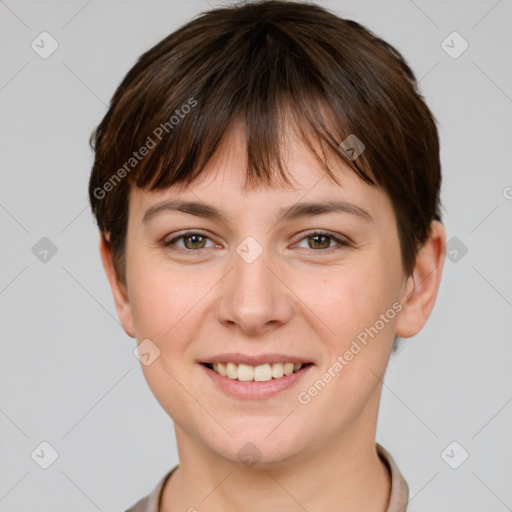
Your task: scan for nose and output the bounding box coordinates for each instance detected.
[215,242,294,335]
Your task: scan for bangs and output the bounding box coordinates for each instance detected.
[113,19,378,193]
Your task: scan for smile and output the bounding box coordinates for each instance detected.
[200,361,315,399]
[203,361,310,382]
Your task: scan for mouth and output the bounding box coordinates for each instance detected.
[199,360,315,399]
[200,361,314,382]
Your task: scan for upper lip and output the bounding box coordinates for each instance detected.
[199,353,314,366]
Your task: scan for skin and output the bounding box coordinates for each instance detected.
[100,120,446,511]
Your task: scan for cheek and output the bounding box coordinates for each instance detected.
[296,264,381,329]
[299,260,400,355]
[127,256,217,352]
[128,264,205,416]
[128,271,171,337]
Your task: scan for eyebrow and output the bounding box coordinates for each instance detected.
[141,199,374,225]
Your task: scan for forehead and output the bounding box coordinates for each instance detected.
[128,122,393,227]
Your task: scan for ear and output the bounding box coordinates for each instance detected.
[99,234,135,338]
[395,220,446,339]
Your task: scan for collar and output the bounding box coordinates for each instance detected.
[124,443,409,511]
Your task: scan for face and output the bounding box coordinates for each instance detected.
[102,122,445,468]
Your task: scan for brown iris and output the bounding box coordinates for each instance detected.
[183,234,207,249]
[307,234,331,250]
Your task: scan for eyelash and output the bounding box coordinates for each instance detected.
[162,230,350,254]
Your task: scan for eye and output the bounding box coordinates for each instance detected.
[294,230,350,252]
[163,231,217,251]
[162,230,350,253]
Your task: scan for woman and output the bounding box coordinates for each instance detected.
[88,1,446,510]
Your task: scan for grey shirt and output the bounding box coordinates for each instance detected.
[124,443,409,512]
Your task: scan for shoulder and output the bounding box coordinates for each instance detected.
[123,494,152,512]
[122,465,179,512]
[376,443,410,512]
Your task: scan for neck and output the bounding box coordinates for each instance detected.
[161,425,391,511]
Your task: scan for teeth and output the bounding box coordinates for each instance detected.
[213,362,226,377]
[271,363,284,378]
[283,362,294,375]
[210,362,304,382]
[226,362,238,379]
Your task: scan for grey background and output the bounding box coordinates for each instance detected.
[1,0,511,510]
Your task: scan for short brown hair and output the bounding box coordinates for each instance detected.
[89,0,443,286]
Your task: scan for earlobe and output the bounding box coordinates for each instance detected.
[395,221,446,339]
[98,234,136,338]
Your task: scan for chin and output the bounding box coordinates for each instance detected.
[210,426,309,468]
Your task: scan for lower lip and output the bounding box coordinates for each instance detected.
[199,363,315,399]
